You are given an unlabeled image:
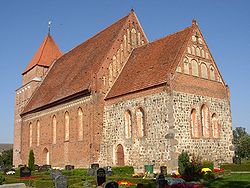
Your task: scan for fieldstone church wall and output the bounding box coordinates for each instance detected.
[100,91,180,172]
[172,91,234,163]
[100,90,234,172]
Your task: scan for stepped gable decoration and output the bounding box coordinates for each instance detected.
[106,25,194,99]
[22,11,147,115]
[22,34,62,75]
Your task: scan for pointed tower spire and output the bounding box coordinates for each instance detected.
[22,34,62,75]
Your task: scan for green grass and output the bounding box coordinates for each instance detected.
[1,167,250,188]
[206,172,250,188]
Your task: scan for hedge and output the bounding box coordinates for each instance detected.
[221,163,250,171]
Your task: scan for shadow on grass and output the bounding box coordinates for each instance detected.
[206,179,250,188]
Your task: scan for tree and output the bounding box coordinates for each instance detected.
[178,150,189,175]
[237,135,250,158]
[0,149,13,167]
[233,127,250,158]
[28,149,35,171]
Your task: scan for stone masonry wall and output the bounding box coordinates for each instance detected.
[172,91,234,163]
[99,92,179,172]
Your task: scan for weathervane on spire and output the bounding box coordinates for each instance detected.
[48,20,52,35]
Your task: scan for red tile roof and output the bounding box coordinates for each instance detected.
[106,25,194,99]
[22,13,131,115]
[22,35,62,74]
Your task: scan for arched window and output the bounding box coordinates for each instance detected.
[191,109,199,138]
[112,55,117,78]
[136,108,145,138]
[191,60,199,77]
[212,114,220,138]
[131,28,137,48]
[127,29,131,52]
[52,115,56,144]
[124,110,132,139]
[109,63,113,86]
[201,63,208,79]
[210,66,215,81]
[183,58,189,74]
[191,46,195,55]
[43,148,49,165]
[36,120,40,146]
[137,32,141,45]
[196,48,200,56]
[201,49,205,58]
[29,123,32,147]
[201,105,210,138]
[65,111,70,141]
[123,35,127,55]
[78,108,83,141]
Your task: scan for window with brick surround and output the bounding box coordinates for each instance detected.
[78,108,83,141]
[210,66,215,81]
[65,111,70,141]
[196,47,200,56]
[131,28,137,48]
[201,63,208,79]
[201,105,210,138]
[136,108,145,138]
[36,120,40,146]
[191,109,199,138]
[184,58,189,74]
[191,59,198,77]
[212,113,220,138]
[52,115,56,144]
[124,110,132,139]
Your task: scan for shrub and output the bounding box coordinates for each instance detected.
[112,166,134,176]
[28,150,35,171]
[0,174,5,185]
[178,151,189,175]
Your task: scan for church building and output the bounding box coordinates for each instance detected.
[13,10,234,172]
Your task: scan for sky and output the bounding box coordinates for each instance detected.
[0,0,249,143]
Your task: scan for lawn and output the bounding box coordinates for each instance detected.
[205,172,250,188]
[1,168,250,187]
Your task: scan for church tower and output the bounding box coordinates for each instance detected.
[13,34,62,167]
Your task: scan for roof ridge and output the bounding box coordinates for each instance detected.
[60,14,130,58]
[149,25,194,45]
[36,35,49,65]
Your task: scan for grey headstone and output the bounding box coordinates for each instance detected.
[55,175,67,188]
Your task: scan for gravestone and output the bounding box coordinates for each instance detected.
[233,155,241,164]
[20,166,31,178]
[156,173,166,188]
[50,169,62,181]
[38,165,51,172]
[55,175,67,188]
[160,166,167,175]
[34,164,39,171]
[91,163,99,169]
[105,166,112,176]
[88,163,100,176]
[103,181,119,188]
[65,165,74,171]
[96,168,106,186]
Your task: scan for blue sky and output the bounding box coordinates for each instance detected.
[0,0,249,143]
